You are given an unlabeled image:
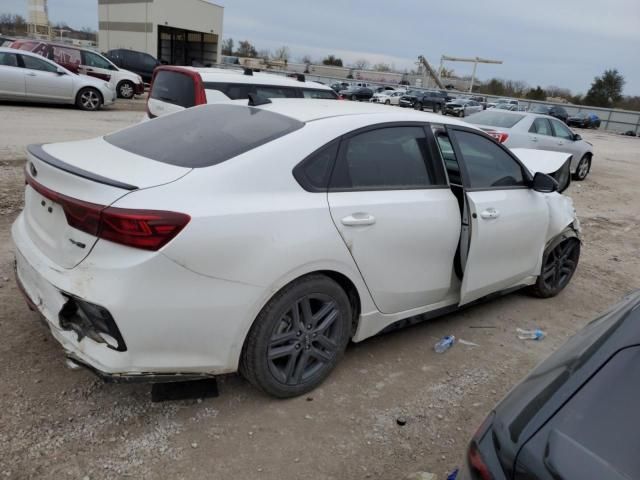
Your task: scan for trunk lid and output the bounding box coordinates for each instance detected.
[23,138,190,268]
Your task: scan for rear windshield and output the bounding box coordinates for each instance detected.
[104,104,304,168]
[465,110,525,128]
[150,70,196,108]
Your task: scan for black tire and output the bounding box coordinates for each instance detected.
[433,103,440,113]
[458,109,465,118]
[414,102,423,111]
[573,155,591,181]
[385,99,390,105]
[528,234,580,298]
[75,87,102,111]
[117,80,135,99]
[240,274,352,398]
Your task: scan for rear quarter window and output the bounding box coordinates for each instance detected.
[302,89,338,99]
[104,104,304,168]
[151,70,196,108]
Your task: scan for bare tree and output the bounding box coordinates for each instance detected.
[221,38,234,56]
[300,54,312,64]
[372,63,392,72]
[353,59,370,70]
[257,49,271,60]
[273,46,290,61]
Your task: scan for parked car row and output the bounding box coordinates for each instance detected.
[9,39,145,99]
[0,46,116,110]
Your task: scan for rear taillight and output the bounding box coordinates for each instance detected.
[485,130,509,144]
[26,174,190,251]
[100,207,190,251]
[467,412,495,480]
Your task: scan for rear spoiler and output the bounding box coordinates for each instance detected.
[27,144,138,191]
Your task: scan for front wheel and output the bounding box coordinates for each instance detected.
[414,102,423,111]
[528,236,580,298]
[433,104,440,113]
[76,87,102,111]
[573,155,591,181]
[458,109,465,117]
[385,99,390,105]
[117,80,135,99]
[240,275,352,398]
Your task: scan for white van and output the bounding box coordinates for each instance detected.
[146,66,339,119]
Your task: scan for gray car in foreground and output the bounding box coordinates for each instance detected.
[466,110,594,180]
[458,290,640,480]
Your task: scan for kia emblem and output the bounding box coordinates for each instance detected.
[29,162,38,177]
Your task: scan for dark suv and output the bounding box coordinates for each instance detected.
[399,90,447,112]
[529,104,569,123]
[105,49,161,83]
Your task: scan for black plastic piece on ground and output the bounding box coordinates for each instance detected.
[151,379,219,402]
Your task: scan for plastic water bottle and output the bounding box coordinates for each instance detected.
[516,328,545,340]
[434,335,455,353]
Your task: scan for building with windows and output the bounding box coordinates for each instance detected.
[98,0,223,67]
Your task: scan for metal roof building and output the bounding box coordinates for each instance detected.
[98,0,223,67]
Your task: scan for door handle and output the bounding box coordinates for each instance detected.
[26,72,36,76]
[479,208,500,220]
[341,213,376,226]
[531,137,538,142]
[86,68,93,71]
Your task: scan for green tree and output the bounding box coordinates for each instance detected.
[322,55,343,67]
[584,69,625,107]
[526,86,546,100]
[236,40,257,58]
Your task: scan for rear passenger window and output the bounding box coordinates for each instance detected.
[151,70,196,108]
[302,89,338,99]
[331,127,438,190]
[0,52,18,67]
[254,86,299,98]
[530,118,553,136]
[293,142,339,191]
[453,130,526,189]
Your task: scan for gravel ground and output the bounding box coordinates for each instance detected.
[0,104,638,480]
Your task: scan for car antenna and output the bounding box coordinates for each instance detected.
[247,93,272,106]
[243,68,253,76]
[296,74,305,82]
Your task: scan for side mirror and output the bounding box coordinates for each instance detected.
[56,68,66,75]
[532,172,558,193]
[572,133,582,141]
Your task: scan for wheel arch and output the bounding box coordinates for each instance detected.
[234,266,372,370]
[76,86,103,104]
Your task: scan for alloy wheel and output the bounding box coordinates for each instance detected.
[80,90,100,110]
[540,239,579,292]
[119,82,134,98]
[577,157,590,179]
[267,294,341,385]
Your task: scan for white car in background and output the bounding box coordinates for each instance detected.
[466,109,594,180]
[13,100,580,398]
[0,47,115,111]
[146,66,338,119]
[370,89,404,105]
[444,98,483,117]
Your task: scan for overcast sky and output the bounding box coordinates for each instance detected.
[3,0,639,94]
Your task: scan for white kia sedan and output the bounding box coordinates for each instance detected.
[466,109,595,180]
[0,47,116,111]
[12,100,581,397]
[370,89,405,105]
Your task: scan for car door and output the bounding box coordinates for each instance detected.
[528,117,557,150]
[19,54,73,101]
[0,51,25,99]
[79,50,115,83]
[327,125,461,314]
[447,127,549,305]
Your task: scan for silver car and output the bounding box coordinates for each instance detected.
[0,47,115,111]
[444,98,483,117]
[466,109,594,180]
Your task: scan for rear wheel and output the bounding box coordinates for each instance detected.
[240,275,352,398]
[528,236,580,298]
[76,88,102,111]
[573,155,591,181]
[458,109,465,117]
[385,99,390,105]
[117,80,135,99]
[433,103,440,113]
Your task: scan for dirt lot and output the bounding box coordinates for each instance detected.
[0,103,639,480]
